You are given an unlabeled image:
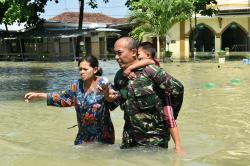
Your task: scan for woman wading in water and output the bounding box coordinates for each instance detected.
[24,55,118,145]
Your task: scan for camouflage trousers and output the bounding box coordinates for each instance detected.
[120,97,170,149]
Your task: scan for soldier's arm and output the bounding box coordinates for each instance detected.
[145,65,173,91]
[145,65,184,93]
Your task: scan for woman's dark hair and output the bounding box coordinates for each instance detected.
[78,55,103,76]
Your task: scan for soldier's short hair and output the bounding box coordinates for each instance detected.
[117,37,139,50]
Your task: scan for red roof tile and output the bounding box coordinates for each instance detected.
[49,12,128,24]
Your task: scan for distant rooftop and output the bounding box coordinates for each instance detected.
[49,12,128,25]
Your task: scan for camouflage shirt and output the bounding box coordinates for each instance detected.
[114,64,184,148]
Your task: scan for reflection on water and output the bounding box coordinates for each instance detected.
[0,61,249,166]
[0,61,118,101]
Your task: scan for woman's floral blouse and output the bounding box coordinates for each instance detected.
[47,77,115,145]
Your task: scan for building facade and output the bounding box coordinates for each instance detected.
[157,0,250,60]
[0,12,127,61]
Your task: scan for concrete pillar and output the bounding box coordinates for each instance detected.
[185,38,190,59]
[91,36,100,59]
[59,38,61,59]
[72,37,76,61]
[180,21,185,60]
[104,35,107,59]
[215,33,221,53]
[248,17,250,51]
[54,39,60,58]
[156,36,160,59]
[248,1,250,51]
[18,39,24,60]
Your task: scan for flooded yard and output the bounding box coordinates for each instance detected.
[0,61,249,166]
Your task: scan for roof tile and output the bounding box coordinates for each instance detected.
[49,12,128,24]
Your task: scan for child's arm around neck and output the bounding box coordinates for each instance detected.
[123,59,155,77]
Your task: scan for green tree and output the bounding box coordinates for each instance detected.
[129,0,193,59]
[0,0,8,30]
[127,0,218,59]
[0,0,58,31]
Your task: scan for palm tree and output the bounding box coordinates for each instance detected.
[129,0,193,60]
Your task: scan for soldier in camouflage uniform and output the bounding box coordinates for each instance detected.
[113,37,184,149]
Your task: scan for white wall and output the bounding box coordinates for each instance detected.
[168,23,181,58]
[217,0,248,5]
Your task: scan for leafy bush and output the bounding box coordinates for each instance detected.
[164,51,173,57]
[217,50,226,58]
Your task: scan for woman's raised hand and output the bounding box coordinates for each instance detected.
[24,92,47,103]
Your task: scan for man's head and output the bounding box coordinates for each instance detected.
[138,42,156,60]
[114,37,138,69]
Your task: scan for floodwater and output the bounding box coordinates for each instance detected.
[0,61,249,166]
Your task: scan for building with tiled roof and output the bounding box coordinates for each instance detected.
[49,12,127,25]
[0,12,129,61]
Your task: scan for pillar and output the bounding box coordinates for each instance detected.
[248,17,250,51]
[215,33,221,53]
[180,21,185,60]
